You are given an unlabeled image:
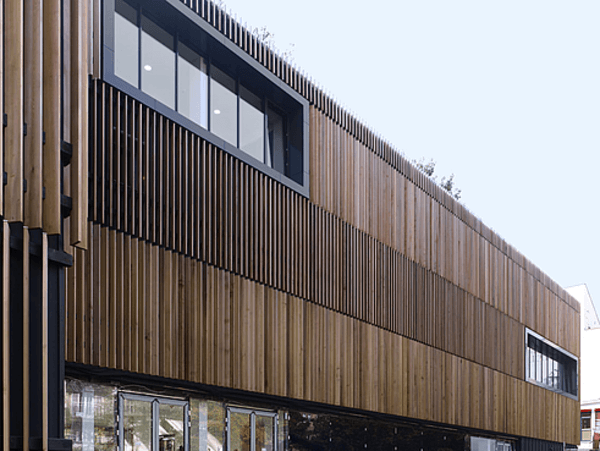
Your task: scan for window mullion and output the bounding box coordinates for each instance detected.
[118,394,124,451]
[237,76,241,149]
[251,412,256,451]
[207,59,211,132]
[138,5,142,89]
[152,399,159,451]
[174,35,179,113]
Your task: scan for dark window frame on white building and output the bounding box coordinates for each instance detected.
[525,328,578,399]
[103,0,310,197]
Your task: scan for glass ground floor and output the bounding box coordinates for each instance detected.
[63,373,567,451]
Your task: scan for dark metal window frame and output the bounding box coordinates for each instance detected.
[525,328,578,400]
[226,406,279,451]
[103,0,310,197]
[118,392,190,451]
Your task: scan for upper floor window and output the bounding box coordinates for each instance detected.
[525,329,578,398]
[106,0,309,195]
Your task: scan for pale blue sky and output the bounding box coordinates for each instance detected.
[221,0,600,307]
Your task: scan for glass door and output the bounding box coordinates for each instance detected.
[119,394,189,451]
[227,407,277,451]
[159,402,186,451]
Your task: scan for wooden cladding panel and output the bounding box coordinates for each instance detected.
[65,238,579,443]
[89,81,579,370]
[24,1,44,229]
[174,0,576,318]
[309,106,578,354]
[69,0,90,248]
[42,0,62,235]
[0,0,86,237]
[4,0,24,222]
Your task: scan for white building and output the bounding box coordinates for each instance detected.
[567,285,600,450]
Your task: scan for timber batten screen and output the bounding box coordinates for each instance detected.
[71,74,581,446]
[0,0,580,449]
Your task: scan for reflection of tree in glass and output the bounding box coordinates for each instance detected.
[255,415,274,451]
[64,383,118,451]
[93,386,118,451]
[229,411,251,451]
[64,391,83,449]
[207,401,226,450]
[287,410,465,451]
[159,404,185,451]
[123,399,152,451]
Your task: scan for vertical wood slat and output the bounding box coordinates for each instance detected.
[0,0,3,217]
[70,0,89,247]
[5,0,24,222]
[82,73,579,436]
[64,231,580,442]
[2,222,9,451]
[24,0,43,229]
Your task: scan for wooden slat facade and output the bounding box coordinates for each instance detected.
[0,0,579,447]
[65,228,579,443]
[0,0,91,447]
[65,74,580,444]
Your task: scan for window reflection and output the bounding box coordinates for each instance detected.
[266,106,285,174]
[526,331,577,396]
[207,401,226,451]
[123,398,152,451]
[111,0,303,187]
[141,15,175,109]
[178,42,208,128]
[240,86,265,162]
[65,381,118,451]
[255,414,275,451]
[229,411,251,451]
[114,0,138,87]
[210,66,238,146]
[159,403,185,451]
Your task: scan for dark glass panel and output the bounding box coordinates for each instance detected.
[582,411,592,429]
[266,106,285,173]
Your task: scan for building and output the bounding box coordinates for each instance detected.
[0,0,581,450]
[567,285,600,450]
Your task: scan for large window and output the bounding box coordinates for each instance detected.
[582,410,592,441]
[141,16,176,109]
[525,329,578,398]
[108,0,308,193]
[119,393,188,451]
[227,407,277,451]
[65,380,286,451]
[470,437,514,451]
